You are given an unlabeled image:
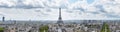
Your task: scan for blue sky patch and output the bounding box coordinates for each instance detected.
[87,0,95,4]
[68,0,78,3]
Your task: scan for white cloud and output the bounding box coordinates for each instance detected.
[0,0,120,20]
[68,0,88,9]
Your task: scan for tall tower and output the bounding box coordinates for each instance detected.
[2,16,5,22]
[57,8,63,24]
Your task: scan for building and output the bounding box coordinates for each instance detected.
[2,16,5,22]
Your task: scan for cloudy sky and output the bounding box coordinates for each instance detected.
[0,0,120,20]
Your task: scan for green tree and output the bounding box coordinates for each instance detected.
[0,27,4,32]
[39,25,49,32]
[101,22,110,32]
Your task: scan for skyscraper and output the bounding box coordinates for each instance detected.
[2,16,5,22]
[57,8,63,24]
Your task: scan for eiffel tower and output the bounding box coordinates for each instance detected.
[57,8,63,24]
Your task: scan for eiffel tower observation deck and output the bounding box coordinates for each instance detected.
[57,8,64,24]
